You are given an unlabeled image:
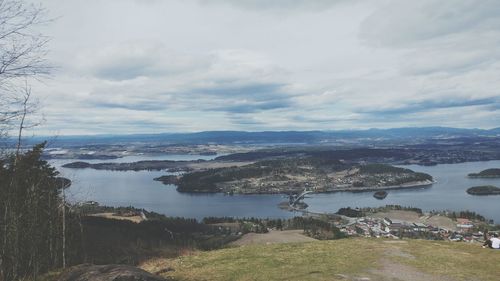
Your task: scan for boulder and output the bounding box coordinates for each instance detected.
[58,264,166,281]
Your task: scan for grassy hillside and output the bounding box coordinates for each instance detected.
[142,238,500,281]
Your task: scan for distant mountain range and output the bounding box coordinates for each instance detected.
[17,127,500,147]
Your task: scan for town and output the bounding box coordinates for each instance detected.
[335,213,492,243]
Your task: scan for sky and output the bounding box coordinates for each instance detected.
[28,0,500,135]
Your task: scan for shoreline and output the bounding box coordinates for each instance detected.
[321,180,435,193]
[176,180,436,195]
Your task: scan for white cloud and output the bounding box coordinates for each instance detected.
[74,42,209,81]
[198,0,349,12]
[21,0,500,135]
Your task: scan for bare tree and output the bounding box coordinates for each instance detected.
[0,0,50,142]
[0,0,50,81]
[0,1,52,279]
[14,82,40,156]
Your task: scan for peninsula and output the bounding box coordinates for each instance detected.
[159,158,433,194]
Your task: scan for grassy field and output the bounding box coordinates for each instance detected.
[141,238,500,281]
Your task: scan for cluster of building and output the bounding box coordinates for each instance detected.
[336,216,490,243]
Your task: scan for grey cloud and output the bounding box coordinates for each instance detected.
[198,0,347,12]
[81,81,295,115]
[228,115,266,126]
[212,100,291,113]
[90,101,167,111]
[76,43,209,81]
[292,115,359,124]
[30,0,500,134]
[360,0,500,47]
[358,0,500,83]
[197,83,286,99]
[400,48,498,76]
[193,83,294,113]
[360,97,499,116]
[93,60,158,81]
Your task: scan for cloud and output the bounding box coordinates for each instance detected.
[359,0,500,76]
[74,42,209,81]
[193,82,294,113]
[292,114,361,124]
[24,0,500,135]
[228,114,266,126]
[360,0,500,47]
[361,97,500,116]
[67,45,297,114]
[212,100,291,113]
[198,0,347,12]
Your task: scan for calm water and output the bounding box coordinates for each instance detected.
[52,156,500,222]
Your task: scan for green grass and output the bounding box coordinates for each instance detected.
[142,238,500,281]
[396,240,500,280]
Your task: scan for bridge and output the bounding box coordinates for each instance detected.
[289,189,313,206]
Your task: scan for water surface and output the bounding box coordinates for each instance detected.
[53,157,500,222]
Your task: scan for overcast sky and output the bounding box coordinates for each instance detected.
[30,0,500,135]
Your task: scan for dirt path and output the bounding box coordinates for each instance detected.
[230,230,317,246]
[334,241,459,281]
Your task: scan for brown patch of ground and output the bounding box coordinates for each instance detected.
[87,212,144,223]
[368,210,458,231]
[423,214,457,231]
[230,230,317,246]
[335,243,459,281]
[369,259,458,281]
[368,210,422,223]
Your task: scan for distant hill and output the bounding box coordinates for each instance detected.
[20,126,500,147]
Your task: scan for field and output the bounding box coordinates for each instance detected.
[141,238,500,281]
[87,212,145,223]
[230,230,317,246]
[367,210,458,231]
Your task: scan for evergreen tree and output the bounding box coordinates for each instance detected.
[0,143,78,280]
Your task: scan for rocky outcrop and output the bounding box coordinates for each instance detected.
[58,264,167,281]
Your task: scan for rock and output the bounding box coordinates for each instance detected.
[58,264,166,281]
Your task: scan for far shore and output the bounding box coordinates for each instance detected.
[174,179,435,195]
[321,179,435,193]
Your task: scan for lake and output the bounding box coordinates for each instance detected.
[52,156,500,222]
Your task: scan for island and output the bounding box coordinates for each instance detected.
[61,159,250,172]
[373,191,388,200]
[466,185,500,195]
[468,168,500,178]
[62,160,201,171]
[163,158,433,194]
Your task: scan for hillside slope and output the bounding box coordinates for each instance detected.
[142,238,500,281]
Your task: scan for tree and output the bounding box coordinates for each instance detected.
[0,0,49,141]
[0,1,56,280]
[0,143,76,280]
